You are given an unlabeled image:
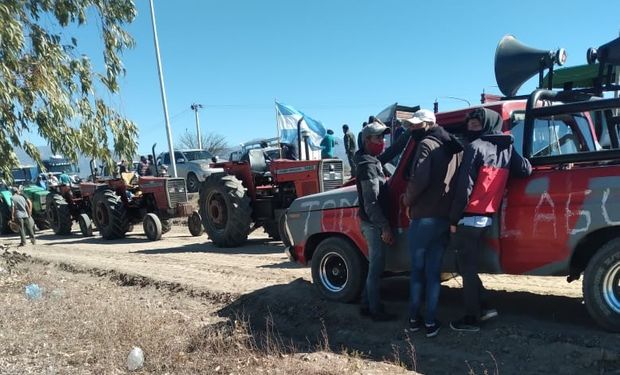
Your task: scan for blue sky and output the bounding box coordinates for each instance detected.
[54,1,620,155]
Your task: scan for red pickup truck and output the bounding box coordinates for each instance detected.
[281,61,620,331]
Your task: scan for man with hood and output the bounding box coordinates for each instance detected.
[354,120,395,321]
[402,109,463,337]
[449,108,532,332]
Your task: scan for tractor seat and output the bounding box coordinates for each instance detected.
[121,172,138,186]
[248,149,271,176]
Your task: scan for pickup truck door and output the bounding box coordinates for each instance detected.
[501,110,608,275]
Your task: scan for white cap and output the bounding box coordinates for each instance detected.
[405,109,436,125]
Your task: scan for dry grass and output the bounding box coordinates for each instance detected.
[0,249,414,374]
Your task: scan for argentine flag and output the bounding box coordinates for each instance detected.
[275,102,326,152]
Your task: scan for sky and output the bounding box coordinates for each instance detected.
[35,0,620,155]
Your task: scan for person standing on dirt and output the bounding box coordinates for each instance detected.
[354,120,395,321]
[402,109,463,338]
[11,187,35,247]
[449,108,532,332]
[342,124,357,176]
[320,129,336,159]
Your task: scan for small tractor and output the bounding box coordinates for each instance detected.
[0,167,50,233]
[194,145,344,247]
[46,155,193,241]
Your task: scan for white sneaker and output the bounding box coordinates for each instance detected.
[480,309,498,322]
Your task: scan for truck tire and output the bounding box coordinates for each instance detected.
[187,173,200,193]
[143,213,163,241]
[311,237,367,302]
[583,237,620,332]
[0,202,10,234]
[198,174,252,247]
[78,213,93,237]
[263,221,281,241]
[48,194,72,235]
[92,189,128,240]
[188,211,204,237]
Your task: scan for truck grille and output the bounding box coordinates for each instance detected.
[321,160,344,191]
[166,178,188,208]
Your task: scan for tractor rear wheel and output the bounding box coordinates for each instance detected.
[198,174,252,247]
[47,193,72,235]
[92,189,128,240]
[79,213,93,237]
[143,213,163,241]
[188,211,204,237]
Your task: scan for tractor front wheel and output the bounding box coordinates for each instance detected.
[143,213,163,241]
[79,213,93,237]
[47,193,72,235]
[188,211,204,237]
[198,174,252,247]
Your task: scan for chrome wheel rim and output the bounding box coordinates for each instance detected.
[603,260,620,313]
[319,251,348,293]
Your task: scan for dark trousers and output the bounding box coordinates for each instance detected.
[18,217,35,245]
[347,153,356,176]
[452,224,490,318]
[360,220,387,314]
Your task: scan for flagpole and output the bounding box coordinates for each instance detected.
[275,99,282,159]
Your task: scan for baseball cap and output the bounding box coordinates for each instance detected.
[405,109,436,125]
[362,120,391,139]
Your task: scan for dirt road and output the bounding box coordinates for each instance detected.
[5,226,619,374]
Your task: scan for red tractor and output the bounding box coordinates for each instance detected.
[194,146,344,247]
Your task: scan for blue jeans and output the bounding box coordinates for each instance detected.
[360,220,387,315]
[408,217,449,324]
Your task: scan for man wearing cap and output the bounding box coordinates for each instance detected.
[11,187,36,246]
[354,120,395,321]
[402,109,463,337]
[449,108,532,332]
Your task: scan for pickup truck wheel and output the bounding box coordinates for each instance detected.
[583,237,620,332]
[187,173,200,193]
[311,237,367,302]
[199,174,252,247]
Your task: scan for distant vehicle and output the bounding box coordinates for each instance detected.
[157,149,223,193]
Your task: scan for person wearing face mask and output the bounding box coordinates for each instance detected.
[449,108,532,332]
[402,109,463,338]
[354,120,396,322]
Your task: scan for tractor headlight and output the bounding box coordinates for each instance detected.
[323,172,342,180]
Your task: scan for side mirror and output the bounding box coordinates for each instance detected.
[211,156,219,163]
[177,158,185,164]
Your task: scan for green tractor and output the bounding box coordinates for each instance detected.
[0,166,50,233]
[0,187,12,234]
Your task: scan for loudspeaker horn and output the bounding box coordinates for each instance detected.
[494,35,567,97]
[587,36,620,65]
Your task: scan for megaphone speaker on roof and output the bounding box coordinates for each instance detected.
[587,36,620,65]
[494,35,567,97]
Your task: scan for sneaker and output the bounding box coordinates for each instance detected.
[425,321,441,338]
[450,316,480,332]
[407,317,423,332]
[480,308,498,322]
[370,311,397,322]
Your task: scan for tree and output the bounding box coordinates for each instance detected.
[177,131,230,156]
[0,0,138,181]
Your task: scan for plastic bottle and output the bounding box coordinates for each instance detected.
[127,346,144,371]
[25,283,43,300]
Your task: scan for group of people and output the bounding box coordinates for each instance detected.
[354,107,532,337]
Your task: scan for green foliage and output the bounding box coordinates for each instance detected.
[0,0,138,181]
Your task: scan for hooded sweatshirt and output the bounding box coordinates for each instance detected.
[449,108,532,225]
[404,125,463,220]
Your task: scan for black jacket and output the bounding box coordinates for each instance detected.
[404,126,463,219]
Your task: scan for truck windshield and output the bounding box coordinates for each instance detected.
[182,150,213,161]
[45,163,79,174]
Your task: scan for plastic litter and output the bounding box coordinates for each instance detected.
[50,289,65,299]
[25,283,43,300]
[127,346,144,371]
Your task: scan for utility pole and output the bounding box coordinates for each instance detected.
[191,103,204,149]
[148,0,176,177]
